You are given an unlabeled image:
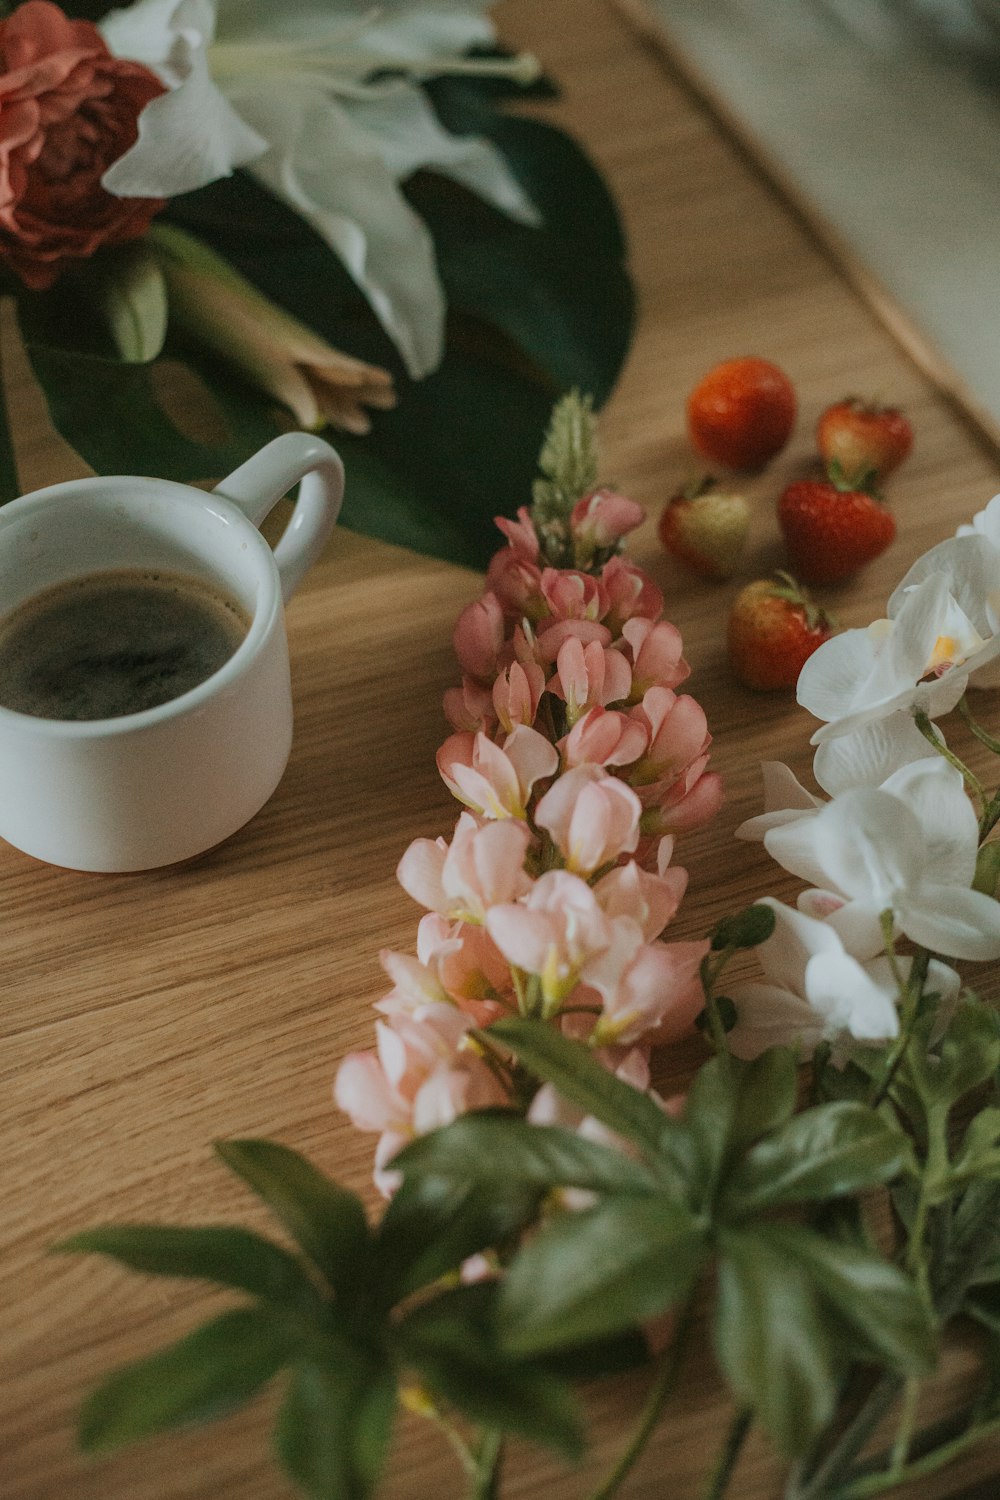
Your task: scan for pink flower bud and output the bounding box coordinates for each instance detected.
[453,592,506,682]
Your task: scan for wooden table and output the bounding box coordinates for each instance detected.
[4,2,1000,1496]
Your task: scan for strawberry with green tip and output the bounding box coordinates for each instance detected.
[728,573,835,691]
[816,397,913,484]
[658,477,750,580]
[778,467,895,584]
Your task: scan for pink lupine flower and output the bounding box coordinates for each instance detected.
[591,938,709,1047]
[495,506,541,561]
[492,659,545,733]
[486,870,615,1012]
[453,591,506,682]
[377,948,451,1011]
[601,556,664,634]
[535,616,613,664]
[539,567,608,624]
[438,726,558,820]
[397,812,534,922]
[549,636,632,723]
[486,546,544,620]
[431,923,514,1026]
[622,617,690,698]
[630,688,711,783]
[593,844,688,940]
[642,755,726,835]
[561,706,649,769]
[570,488,645,561]
[535,765,642,875]
[444,676,497,734]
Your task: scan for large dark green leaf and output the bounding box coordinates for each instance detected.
[486,1018,687,1178]
[501,1196,707,1355]
[397,1283,582,1459]
[275,1351,396,1500]
[54,1224,316,1312]
[722,1102,913,1216]
[683,1050,798,1204]
[758,1224,935,1375]
[392,1113,660,1196]
[79,1305,295,1451]
[371,1172,541,1306]
[215,1141,370,1301]
[714,1228,838,1457]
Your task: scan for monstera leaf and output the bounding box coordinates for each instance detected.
[1,56,632,570]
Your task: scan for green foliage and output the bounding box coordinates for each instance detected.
[7,72,633,570]
[61,1140,573,1500]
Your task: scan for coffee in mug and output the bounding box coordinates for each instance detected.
[0,568,251,721]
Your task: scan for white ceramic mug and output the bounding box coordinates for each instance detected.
[0,432,344,872]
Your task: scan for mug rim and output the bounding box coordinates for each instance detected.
[0,476,283,739]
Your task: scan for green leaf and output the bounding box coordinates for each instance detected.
[952,1106,1000,1181]
[372,1172,540,1306]
[215,1141,369,1300]
[80,1305,294,1451]
[974,840,1000,897]
[275,1352,396,1500]
[397,1283,583,1459]
[905,1001,1000,1110]
[501,1196,706,1355]
[485,1018,685,1177]
[723,1102,912,1216]
[392,1113,660,1196]
[709,904,777,952]
[54,1224,317,1311]
[714,1228,838,1457]
[758,1223,936,1375]
[683,1050,798,1201]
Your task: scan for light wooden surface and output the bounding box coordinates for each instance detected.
[3,2,1000,1497]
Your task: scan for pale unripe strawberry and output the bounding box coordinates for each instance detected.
[658,482,750,580]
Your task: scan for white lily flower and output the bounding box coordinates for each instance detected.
[764,773,1000,962]
[797,571,1000,745]
[100,0,541,378]
[727,898,940,1061]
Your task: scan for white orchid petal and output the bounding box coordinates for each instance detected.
[804,951,899,1040]
[807,788,925,909]
[814,898,886,961]
[346,85,540,225]
[880,759,978,886]
[898,886,1000,961]
[100,0,211,72]
[103,26,266,197]
[234,87,445,376]
[751,897,843,994]
[813,716,941,795]
[727,981,824,1060]
[890,533,999,635]
[764,816,844,892]
[797,628,877,724]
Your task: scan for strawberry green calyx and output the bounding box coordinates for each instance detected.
[766,571,836,634]
[826,457,881,499]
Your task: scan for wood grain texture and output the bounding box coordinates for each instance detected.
[3,2,1000,1497]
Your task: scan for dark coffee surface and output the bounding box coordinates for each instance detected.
[0,569,250,721]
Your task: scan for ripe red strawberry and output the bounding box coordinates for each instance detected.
[778,473,895,584]
[687,356,796,471]
[728,574,835,691]
[816,398,913,484]
[658,479,750,579]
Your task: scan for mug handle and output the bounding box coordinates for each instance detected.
[213,433,345,603]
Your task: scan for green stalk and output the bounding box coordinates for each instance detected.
[829,1411,1000,1498]
[470,1430,503,1500]
[958,695,1000,757]
[701,1408,752,1500]
[586,1298,697,1500]
[784,1375,903,1500]
[914,711,986,808]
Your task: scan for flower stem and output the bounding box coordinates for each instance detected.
[701,1408,752,1500]
[913,710,986,807]
[470,1430,503,1500]
[586,1297,696,1500]
[784,1374,903,1500]
[958,694,1000,756]
[828,1411,1000,1498]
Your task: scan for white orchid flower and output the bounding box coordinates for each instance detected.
[764,770,1000,962]
[889,494,1000,690]
[735,717,943,842]
[726,899,962,1062]
[797,571,1000,745]
[100,0,541,379]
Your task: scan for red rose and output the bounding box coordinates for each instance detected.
[0,0,166,289]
